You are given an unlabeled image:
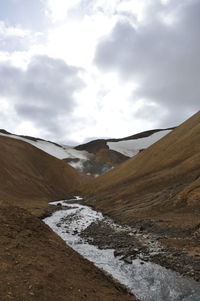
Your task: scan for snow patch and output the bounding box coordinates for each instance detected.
[107,130,172,157]
[0,132,90,160]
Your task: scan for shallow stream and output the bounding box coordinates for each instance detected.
[44,197,200,301]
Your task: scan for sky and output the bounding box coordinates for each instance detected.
[0,0,199,145]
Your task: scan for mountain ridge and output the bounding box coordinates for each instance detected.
[0,127,173,177]
[0,135,87,216]
[80,111,200,230]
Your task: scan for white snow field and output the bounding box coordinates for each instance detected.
[0,132,90,160]
[0,128,172,175]
[0,129,172,161]
[107,130,172,157]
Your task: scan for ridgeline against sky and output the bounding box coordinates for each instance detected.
[0,0,199,144]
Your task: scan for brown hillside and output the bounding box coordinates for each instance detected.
[0,204,135,301]
[75,128,175,170]
[0,135,136,301]
[95,148,129,165]
[0,136,86,215]
[76,139,128,166]
[81,111,200,229]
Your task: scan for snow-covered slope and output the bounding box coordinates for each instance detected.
[107,130,172,157]
[0,127,173,177]
[0,132,90,160]
[0,131,113,176]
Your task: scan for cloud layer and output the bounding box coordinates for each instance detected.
[0,0,199,144]
[95,0,200,126]
[0,56,84,141]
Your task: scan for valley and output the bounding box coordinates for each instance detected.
[0,111,199,300]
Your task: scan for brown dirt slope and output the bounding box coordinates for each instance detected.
[76,139,129,166]
[0,135,86,215]
[0,135,136,301]
[0,204,135,301]
[81,111,200,229]
[95,148,129,165]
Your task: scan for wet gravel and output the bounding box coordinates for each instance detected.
[80,218,200,282]
[43,200,200,283]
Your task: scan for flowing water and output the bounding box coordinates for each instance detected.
[44,198,200,301]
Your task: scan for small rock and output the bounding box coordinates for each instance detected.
[29,292,34,296]
[123,256,132,264]
[139,226,145,232]
[114,250,123,257]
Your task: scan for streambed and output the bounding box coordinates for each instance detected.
[44,197,200,301]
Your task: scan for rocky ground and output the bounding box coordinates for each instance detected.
[78,212,200,282]
[0,204,137,301]
[46,200,200,283]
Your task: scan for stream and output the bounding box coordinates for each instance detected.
[44,197,200,301]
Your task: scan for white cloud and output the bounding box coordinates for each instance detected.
[44,0,149,68]
[46,0,81,22]
[0,21,30,37]
[44,11,118,68]
[0,55,85,142]
[95,0,200,128]
[0,0,198,144]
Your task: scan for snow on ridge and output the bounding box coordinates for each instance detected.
[0,132,90,160]
[107,130,172,157]
[0,128,172,165]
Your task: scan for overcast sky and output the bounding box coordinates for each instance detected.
[0,0,199,144]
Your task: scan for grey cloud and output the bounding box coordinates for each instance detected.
[0,64,21,95]
[20,56,83,107]
[0,35,28,52]
[0,30,45,53]
[16,104,56,119]
[95,0,200,126]
[0,55,84,140]
[0,0,47,31]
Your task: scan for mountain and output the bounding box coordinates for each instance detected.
[0,114,198,300]
[74,127,174,175]
[76,127,174,157]
[80,111,200,231]
[0,135,86,216]
[0,132,135,301]
[0,127,173,177]
[0,129,91,160]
